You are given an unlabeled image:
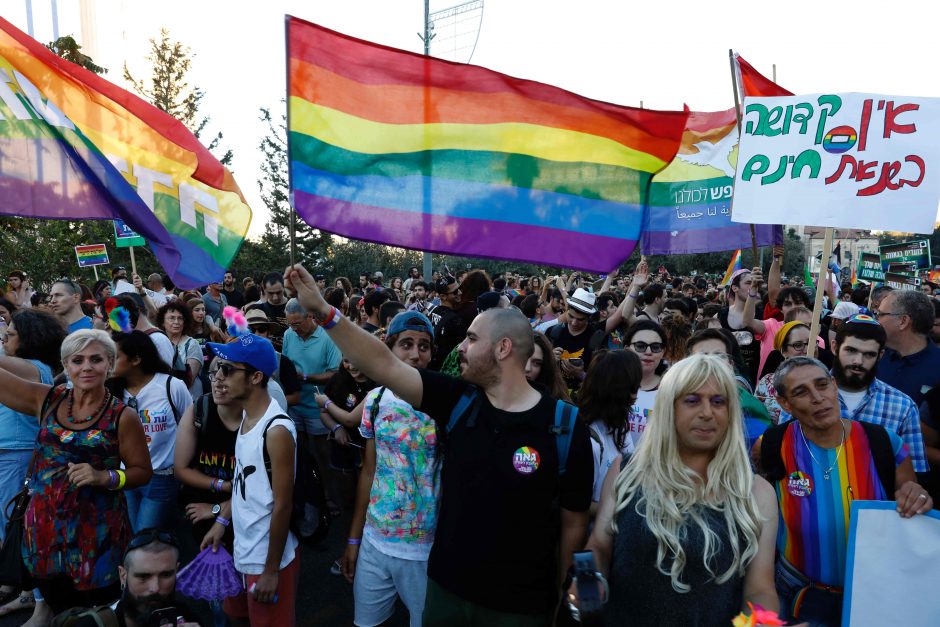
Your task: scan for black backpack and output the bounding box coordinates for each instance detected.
[262,416,331,546]
[759,419,896,495]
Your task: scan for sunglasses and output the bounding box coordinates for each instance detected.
[630,341,664,354]
[209,363,253,380]
[123,528,178,560]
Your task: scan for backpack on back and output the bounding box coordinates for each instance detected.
[51,605,118,627]
[262,416,331,546]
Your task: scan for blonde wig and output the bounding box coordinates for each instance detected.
[612,353,762,592]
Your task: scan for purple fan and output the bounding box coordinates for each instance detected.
[176,546,243,601]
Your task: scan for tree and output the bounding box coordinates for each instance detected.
[124,29,232,165]
[46,35,107,74]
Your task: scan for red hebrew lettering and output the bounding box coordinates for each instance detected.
[899,155,926,188]
[858,161,902,196]
[858,99,873,151]
[825,155,857,184]
[883,101,918,138]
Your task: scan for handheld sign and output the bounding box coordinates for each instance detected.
[884,272,921,290]
[113,220,146,248]
[75,244,109,268]
[879,239,931,270]
[857,253,885,282]
[732,93,940,233]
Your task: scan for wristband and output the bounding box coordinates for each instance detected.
[210,478,223,492]
[324,399,333,410]
[627,293,636,299]
[347,538,361,545]
[321,306,341,330]
[107,470,118,489]
[215,516,230,527]
[748,292,759,299]
[113,469,126,490]
[331,423,343,434]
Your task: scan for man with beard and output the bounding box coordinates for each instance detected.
[285,265,592,626]
[833,314,928,473]
[221,270,245,309]
[427,275,466,371]
[70,530,201,627]
[259,273,290,348]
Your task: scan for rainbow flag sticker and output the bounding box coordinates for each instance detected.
[75,244,109,268]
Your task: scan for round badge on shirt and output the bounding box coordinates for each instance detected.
[512,446,540,475]
[786,470,813,497]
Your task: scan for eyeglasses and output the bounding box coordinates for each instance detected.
[123,528,178,561]
[873,311,903,320]
[630,341,664,354]
[209,363,252,380]
[785,341,809,351]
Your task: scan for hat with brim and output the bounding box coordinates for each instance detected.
[207,334,278,376]
[245,308,282,332]
[568,288,597,315]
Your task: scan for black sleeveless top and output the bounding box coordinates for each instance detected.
[603,490,745,626]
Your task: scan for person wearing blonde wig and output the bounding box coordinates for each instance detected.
[577,354,780,626]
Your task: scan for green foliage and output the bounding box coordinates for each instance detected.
[45,36,107,74]
[124,29,232,165]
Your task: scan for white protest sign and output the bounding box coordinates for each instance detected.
[732,93,940,233]
[842,501,940,626]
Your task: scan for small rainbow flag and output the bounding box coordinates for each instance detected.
[75,244,109,267]
[0,17,251,289]
[720,249,742,286]
[286,17,688,272]
[850,267,858,287]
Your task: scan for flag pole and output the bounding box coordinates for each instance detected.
[285,15,297,269]
[808,227,834,358]
[129,246,137,278]
[729,50,759,266]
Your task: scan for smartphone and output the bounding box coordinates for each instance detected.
[148,607,178,627]
[567,358,583,368]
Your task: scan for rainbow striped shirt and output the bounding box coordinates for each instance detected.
[774,421,907,587]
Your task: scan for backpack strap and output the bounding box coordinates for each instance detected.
[369,387,388,424]
[858,421,897,496]
[587,424,604,465]
[262,414,294,480]
[758,420,792,482]
[447,386,480,433]
[165,375,180,423]
[193,393,211,434]
[552,400,578,475]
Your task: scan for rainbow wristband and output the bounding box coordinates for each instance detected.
[321,307,341,330]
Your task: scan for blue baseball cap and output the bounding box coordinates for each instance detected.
[206,334,278,376]
[386,311,434,339]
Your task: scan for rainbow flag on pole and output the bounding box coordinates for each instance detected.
[719,249,742,286]
[286,17,688,272]
[0,17,251,289]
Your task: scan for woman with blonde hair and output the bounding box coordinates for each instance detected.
[576,353,779,626]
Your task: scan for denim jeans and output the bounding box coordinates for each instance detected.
[0,449,34,542]
[124,473,179,532]
[775,561,842,627]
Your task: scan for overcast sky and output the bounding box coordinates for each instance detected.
[3,0,938,236]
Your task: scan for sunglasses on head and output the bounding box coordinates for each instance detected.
[123,528,178,561]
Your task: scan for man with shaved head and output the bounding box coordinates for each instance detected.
[285,265,592,626]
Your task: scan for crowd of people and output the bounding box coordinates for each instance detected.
[0,253,936,626]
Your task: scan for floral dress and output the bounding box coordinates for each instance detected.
[754,372,784,424]
[22,386,132,590]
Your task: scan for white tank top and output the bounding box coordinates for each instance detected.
[232,398,298,574]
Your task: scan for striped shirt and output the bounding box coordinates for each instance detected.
[774,421,907,587]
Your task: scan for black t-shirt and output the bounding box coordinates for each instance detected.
[427,304,468,370]
[276,353,301,396]
[718,308,759,386]
[260,302,288,341]
[221,287,245,309]
[547,322,601,388]
[417,369,593,614]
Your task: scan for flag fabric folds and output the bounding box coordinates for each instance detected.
[0,17,252,289]
[643,108,782,254]
[734,54,793,98]
[719,250,742,286]
[286,16,689,272]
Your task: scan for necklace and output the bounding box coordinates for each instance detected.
[798,420,846,480]
[67,389,111,425]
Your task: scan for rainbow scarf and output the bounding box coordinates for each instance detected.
[719,250,742,286]
[286,17,688,272]
[0,17,251,289]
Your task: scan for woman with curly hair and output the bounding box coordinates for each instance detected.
[334,276,353,297]
[156,301,203,401]
[575,354,779,625]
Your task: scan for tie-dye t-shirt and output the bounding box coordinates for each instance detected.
[773,420,907,587]
[360,387,442,560]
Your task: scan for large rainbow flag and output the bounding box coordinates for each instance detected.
[286,17,689,272]
[0,18,251,289]
[643,108,782,254]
